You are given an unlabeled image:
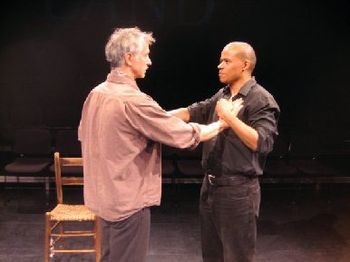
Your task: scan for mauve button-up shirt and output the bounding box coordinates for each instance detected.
[79,71,200,222]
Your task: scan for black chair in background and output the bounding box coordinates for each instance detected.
[3,127,52,194]
[161,145,177,184]
[260,131,302,204]
[162,159,176,179]
[49,129,83,178]
[10,104,44,128]
[317,132,350,182]
[44,105,81,129]
[53,129,81,156]
[175,144,204,184]
[263,132,299,183]
[2,103,46,149]
[288,133,340,183]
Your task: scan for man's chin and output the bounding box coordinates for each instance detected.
[219,77,227,84]
[135,73,146,79]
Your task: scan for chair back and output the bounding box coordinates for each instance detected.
[14,128,51,156]
[54,152,83,204]
[269,132,292,159]
[54,129,81,156]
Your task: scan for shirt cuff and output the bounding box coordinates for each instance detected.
[188,123,201,150]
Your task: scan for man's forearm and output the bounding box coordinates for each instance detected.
[215,98,258,150]
[168,107,226,142]
[226,116,258,151]
[198,120,227,142]
[168,108,190,122]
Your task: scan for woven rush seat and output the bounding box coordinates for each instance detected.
[49,204,96,221]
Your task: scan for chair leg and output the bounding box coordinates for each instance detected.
[44,213,51,262]
[95,217,101,262]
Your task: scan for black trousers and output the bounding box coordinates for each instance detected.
[200,175,260,262]
[99,207,151,262]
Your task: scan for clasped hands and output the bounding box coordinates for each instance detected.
[216,98,243,129]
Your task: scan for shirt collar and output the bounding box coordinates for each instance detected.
[239,76,256,96]
[106,69,139,90]
[223,76,256,97]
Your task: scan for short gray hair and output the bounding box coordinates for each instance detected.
[105,27,155,68]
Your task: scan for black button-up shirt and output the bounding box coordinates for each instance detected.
[188,77,280,177]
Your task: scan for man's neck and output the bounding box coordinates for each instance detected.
[229,75,251,96]
[111,66,134,79]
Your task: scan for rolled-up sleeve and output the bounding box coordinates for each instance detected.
[124,94,201,149]
[188,95,218,124]
[249,96,280,154]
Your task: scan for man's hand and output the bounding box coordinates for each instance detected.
[215,98,243,121]
[215,97,258,150]
[198,120,227,141]
[218,118,229,130]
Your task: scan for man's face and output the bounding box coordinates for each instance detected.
[217,46,245,85]
[130,42,152,79]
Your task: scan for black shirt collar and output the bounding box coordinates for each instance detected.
[223,76,257,98]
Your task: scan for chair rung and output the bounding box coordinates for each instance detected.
[51,232,95,237]
[50,221,61,231]
[52,249,96,253]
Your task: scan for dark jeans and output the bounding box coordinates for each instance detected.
[200,175,260,262]
[99,207,151,262]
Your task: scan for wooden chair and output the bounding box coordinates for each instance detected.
[44,152,101,261]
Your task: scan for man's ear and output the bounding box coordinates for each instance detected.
[124,53,133,67]
[242,60,250,72]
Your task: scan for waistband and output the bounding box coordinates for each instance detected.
[206,173,258,186]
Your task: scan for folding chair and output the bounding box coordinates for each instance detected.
[49,129,83,177]
[44,152,101,261]
[176,144,204,184]
[4,128,52,192]
[53,129,82,156]
[263,132,299,183]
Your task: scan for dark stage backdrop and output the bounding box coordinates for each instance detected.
[0,0,349,144]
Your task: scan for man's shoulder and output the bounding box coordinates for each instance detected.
[248,81,272,98]
[252,83,273,96]
[249,83,279,108]
[91,81,149,100]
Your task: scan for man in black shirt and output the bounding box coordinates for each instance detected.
[169,42,280,262]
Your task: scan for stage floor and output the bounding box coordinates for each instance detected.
[1,183,350,261]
